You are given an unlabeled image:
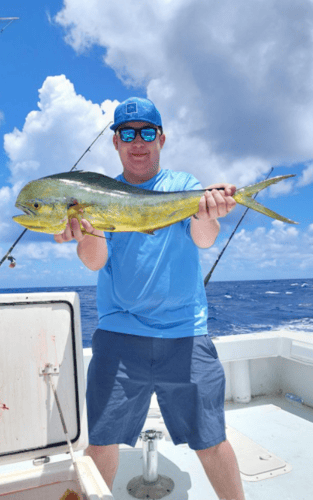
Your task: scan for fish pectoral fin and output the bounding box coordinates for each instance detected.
[81,230,106,239]
[94,224,116,231]
[67,202,89,216]
[67,204,117,232]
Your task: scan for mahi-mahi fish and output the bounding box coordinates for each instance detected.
[12,171,297,236]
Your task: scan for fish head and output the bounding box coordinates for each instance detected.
[13,178,68,234]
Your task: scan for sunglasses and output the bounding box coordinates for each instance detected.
[117,126,159,142]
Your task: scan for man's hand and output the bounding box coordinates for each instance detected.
[54,218,100,243]
[195,183,236,221]
[191,183,237,249]
[54,218,108,271]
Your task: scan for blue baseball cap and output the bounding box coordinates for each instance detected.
[110,97,163,131]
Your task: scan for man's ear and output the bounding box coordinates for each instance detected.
[113,134,118,150]
[160,133,166,149]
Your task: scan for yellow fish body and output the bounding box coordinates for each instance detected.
[13,171,297,235]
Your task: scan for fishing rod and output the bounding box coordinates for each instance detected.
[203,167,274,286]
[69,122,113,172]
[0,229,27,268]
[0,120,113,269]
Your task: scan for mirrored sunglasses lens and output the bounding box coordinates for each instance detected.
[141,128,157,141]
[120,129,135,142]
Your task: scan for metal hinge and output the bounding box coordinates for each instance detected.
[39,363,59,376]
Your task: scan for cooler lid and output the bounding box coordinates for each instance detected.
[0,292,88,465]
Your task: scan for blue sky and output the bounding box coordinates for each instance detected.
[0,0,313,288]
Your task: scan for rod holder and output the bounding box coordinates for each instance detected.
[127,429,175,499]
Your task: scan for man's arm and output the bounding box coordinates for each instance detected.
[190,184,236,248]
[54,218,108,271]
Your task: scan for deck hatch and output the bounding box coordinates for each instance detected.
[226,425,292,481]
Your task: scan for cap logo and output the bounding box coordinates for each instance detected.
[126,103,137,114]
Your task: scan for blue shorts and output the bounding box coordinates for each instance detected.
[86,330,226,450]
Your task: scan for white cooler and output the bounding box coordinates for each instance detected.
[0,292,114,499]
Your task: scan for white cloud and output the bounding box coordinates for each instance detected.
[267,177,295,198]
[4,75,120,187]
[0,186,12,208]
[268,219,299,240]
[0,221,10,237]
[298,163,313,187]
[201,220,313,280]
[258,259,277,269]
[14,242,77,261]
[0,111,4,127]
[55,0,313,175]
[236,220,300,257]
[205,219,309,273]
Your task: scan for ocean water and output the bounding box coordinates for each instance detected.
[0,278,312,348]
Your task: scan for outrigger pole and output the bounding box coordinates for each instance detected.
[204,167,274,286]
[0,121,113,268]
[0,17,19,34]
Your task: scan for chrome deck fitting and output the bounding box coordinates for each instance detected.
[127,429,175,499]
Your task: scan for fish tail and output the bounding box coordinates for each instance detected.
[236,174,295,197]
[234,174,298,224]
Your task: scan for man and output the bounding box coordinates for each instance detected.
[55,97,245,500]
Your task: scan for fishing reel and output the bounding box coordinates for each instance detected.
[8,256,16,268]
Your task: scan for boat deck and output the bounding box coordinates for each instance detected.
[112,393,313,500]
[0,394,312,499]
[0,393,311,500]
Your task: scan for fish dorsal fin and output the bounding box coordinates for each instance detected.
[41,171,157,196]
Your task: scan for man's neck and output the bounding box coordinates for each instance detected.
[122,167,161,185]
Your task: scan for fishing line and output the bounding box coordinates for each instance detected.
[0,120,113,268]
[204,167,274,286]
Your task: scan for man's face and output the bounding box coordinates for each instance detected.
[113,121,166,184]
